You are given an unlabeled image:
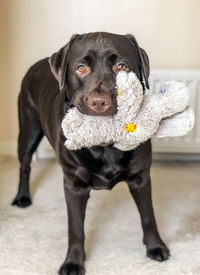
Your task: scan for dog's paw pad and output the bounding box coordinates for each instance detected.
[147,246,170,262]
[12,196,32,208]
[58,263,85,275]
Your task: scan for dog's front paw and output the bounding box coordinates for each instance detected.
[147,245,170,262]
[12,195,32,208]
[58,262,85,275]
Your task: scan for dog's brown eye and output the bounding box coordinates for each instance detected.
[76,64,90,77]
[118,63,128,71]
[112,63,129,73]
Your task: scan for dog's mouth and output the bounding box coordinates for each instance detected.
[99,142,113,147]
[74,103,117,116]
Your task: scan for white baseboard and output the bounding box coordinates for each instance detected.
[153,152,200,162]
[1,142,200,162]
[0,142,37,161]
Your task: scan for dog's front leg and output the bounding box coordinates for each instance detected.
[126,167,170,262]
[59,175,90,275]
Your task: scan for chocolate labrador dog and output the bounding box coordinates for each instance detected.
[12,32,170,274]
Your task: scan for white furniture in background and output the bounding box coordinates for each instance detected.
[37,70,200,159]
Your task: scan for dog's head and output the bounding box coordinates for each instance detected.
[49,32,149,116]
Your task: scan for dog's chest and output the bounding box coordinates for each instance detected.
[77,146,134,190]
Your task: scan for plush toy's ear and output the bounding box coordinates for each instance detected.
[48,34,80,90]
[125,34,150,90]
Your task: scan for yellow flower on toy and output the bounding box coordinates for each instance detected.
[125,123,137,132]
[117,87,121,96]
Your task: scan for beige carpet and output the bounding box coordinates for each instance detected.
[0,156,200,275]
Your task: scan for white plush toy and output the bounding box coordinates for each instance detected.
[61,71,194,151]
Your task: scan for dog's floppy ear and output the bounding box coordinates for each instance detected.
[48,34,79,90]
[125,34,150,90]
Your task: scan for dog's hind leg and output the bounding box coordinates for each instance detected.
[12,92,44,208]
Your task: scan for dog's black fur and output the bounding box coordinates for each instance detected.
[13,32,170,274]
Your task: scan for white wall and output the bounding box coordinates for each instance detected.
[0,0,200,154]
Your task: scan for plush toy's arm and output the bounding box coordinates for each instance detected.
[61,108,116,150]
[61,108,84,137]
[136,81,190,119]
[157,81,190,118]
[155,107,195,138]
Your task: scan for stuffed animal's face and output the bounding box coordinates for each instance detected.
[49,32,150,116]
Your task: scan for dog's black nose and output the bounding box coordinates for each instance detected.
[88,92,112,114]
